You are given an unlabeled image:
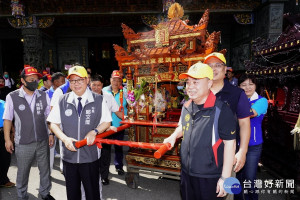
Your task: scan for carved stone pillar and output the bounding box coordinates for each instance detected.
[256,1,285,42]
[22,28,43,68]
[268,2,284,41]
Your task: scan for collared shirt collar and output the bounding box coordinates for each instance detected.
[19,86,41,98]
[249,92,259,102]
[106,85,113,92]
[184,91,216,112]
[218,79,231,94]
[67,87,94,106]
[106,85,121,96]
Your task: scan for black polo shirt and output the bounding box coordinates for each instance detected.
[215,79,253,140]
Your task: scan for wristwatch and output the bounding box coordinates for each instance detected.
[94,128,99,135]
[49,133,55,136]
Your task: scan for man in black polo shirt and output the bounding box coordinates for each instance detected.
[204,53,252,174]
[164,62,236,200]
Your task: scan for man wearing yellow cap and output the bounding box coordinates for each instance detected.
[203,53,252,170]
[203,53,252,199]
[47,65,111,200]
[164,62,236,199]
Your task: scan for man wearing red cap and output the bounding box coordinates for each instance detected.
[3,65,55,200]
[39,74,52,92]
[226,67,238,87]
[102,70,128,176]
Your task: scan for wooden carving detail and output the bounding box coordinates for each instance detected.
[113,44,129,58]
[126,155,181,169]
[121,23,140,39]
[197,9,209,30]
[219,49,227,56]
[205,31,221,54]
[114,3,224,83]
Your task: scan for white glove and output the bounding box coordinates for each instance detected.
[163,133,177,148]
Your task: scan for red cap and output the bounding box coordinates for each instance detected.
[22,65,42,78]
[111,70,122,79]
[227,67,233,72]
[43,74,52,81]
[42,70,48,75]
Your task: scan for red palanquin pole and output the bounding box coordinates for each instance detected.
[75,129,171,159]
[92,138,171,159]
[75,124,131,148]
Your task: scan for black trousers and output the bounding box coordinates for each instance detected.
[181,170,222,200]
[112,130,124,170]
[63,159,100,200]
[100,143,111,179]
[0,129,11,185]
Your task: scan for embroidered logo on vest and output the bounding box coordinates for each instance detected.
[65,109,72,116]
[19,104,25,111]
[185,114,190,122]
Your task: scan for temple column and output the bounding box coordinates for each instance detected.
[21,28,43,68]
[256,0,286,42]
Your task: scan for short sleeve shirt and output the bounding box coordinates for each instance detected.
[3,87,51,121]
[218,103,237,140]
[103,91,119,113]
[216,80,252,119]
[47,89,111,125]
[50,88,64,107]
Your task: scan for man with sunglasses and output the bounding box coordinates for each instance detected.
[3,65,55,200]
[47,66,111,200]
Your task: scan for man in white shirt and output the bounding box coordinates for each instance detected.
[48,73,69,173]
[47,66,111,200]
[91,74,123,183]
[81,74,122,199]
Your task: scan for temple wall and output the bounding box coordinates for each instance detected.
[56,38,88,70]
[0,0,294,74]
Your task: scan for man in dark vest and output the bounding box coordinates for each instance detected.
[3,65,55,200]
[164,62,236,200]
[47,65,111,200]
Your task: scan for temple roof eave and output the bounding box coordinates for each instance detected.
[116,53,208,67]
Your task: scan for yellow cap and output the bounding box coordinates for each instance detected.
[204,52,226,64]
[179,62,213,80]
[67,66,88,79]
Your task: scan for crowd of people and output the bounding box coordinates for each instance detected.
[0,65,128,200]
[0,51,268,200]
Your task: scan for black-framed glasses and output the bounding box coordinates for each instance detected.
[69,78,85,84]
[208,63,225,69]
